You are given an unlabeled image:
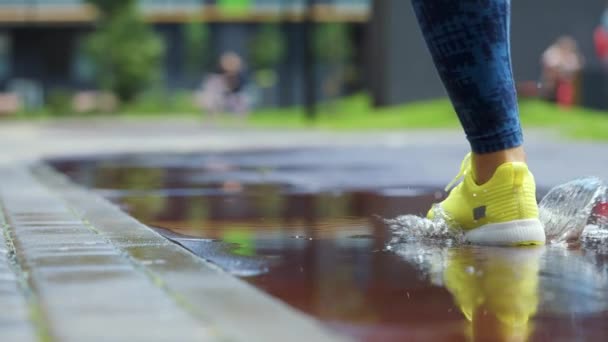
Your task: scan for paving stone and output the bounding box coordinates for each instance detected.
[0,206,37,341]
[0,167,216,342]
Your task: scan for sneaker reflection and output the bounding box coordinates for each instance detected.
[444,247,543,342]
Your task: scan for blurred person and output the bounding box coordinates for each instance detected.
[594,7,608,69]
[593,5,608,99]
[593,14,608,70]
[541,36,584,108]
[200,52,250,119]
[412,0,545,246]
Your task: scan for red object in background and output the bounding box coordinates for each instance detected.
[556,80,575,108]
[594,26,608,60]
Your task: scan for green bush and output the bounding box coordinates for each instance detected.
[46,89,72,116]
[122,89,199,115]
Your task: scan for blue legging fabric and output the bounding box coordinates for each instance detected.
[411,0,523,154]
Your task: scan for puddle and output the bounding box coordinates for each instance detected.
[49,149,608,341]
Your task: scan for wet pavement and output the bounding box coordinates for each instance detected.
[49,148,608,341]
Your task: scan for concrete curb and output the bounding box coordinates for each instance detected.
[0,201,38,341]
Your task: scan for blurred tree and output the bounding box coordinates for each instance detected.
[250,24,285,90]
[183,20,210,79]
[314,23,353,66]
[313,23,354,103]
[250,24,285,70]
[84,0,164,104]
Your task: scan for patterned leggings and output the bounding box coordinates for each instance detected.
[411,0,522,153]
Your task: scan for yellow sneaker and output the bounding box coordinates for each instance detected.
[428,153,545,246]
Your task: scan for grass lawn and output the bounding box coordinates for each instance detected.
[248,94,608,140]
[9,93,608,140]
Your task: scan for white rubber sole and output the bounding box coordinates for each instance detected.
[464,219,546,246]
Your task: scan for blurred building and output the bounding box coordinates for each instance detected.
[0,0,370,107]
[7,0,605,111]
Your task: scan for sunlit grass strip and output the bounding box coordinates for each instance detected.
[248,94,608,139]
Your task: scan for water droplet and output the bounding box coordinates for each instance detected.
[472,193,477,197]
[465,266,475,274]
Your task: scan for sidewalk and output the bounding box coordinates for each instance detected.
[0,119,470,165]
[1,119,606,186]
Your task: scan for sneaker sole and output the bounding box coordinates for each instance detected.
[464,219,545,246]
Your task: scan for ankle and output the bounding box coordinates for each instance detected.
[472,147,526,185]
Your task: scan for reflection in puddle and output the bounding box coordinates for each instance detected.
[436,247,540,341]
[49,150,608,341]
[388,243,608,341]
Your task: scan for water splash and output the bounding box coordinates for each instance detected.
[387,177,608,248]
[385,206,464,246]
[540,177,607,244]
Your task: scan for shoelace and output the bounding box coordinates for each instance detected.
[445,153,472,192]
